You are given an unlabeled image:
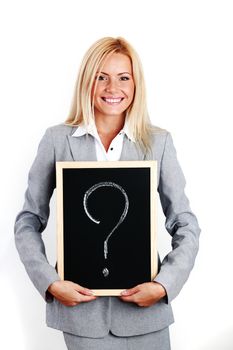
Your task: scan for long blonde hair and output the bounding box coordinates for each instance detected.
[65,37,155,152]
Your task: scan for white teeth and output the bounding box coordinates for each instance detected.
[103,98,123,103]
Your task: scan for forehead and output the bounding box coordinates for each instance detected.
[98,53,132,74]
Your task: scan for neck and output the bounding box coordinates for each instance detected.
[95,113,125,136]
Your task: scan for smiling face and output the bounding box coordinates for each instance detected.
[92,53,135,122]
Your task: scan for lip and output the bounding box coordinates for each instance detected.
[101,96,124,99]
[101,97,124,104]
[101,96,124,100]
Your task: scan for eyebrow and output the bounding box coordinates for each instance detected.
[96,71,132,76]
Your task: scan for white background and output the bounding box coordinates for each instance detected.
[1,1,233,349]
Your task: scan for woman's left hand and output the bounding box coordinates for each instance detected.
[119,282,166,307]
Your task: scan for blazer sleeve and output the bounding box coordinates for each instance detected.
[154,132,201,303]
[14,128,60,301]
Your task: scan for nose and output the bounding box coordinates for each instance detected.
[104,77,119,93]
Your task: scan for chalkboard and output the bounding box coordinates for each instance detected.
[56,161,157,296]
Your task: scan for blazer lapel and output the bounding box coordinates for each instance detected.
[67,133,97,161]
[67,129,146,162]
[120,136,146,161]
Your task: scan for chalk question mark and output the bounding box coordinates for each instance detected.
[83,181,129,277]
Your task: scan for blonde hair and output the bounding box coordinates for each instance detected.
[65,36,155,152]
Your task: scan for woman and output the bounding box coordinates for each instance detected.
[14,37,200,350]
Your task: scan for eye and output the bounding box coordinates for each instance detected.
[95,75,107,81]
[120,76,130,81]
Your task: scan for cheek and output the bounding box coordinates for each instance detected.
[92,83,105,102]
[91,80,101,98]
[128,84,135,102]
[129,81,135,94]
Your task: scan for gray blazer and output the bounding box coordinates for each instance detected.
[14,124,200,337]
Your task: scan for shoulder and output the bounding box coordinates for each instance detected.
[37,124,78,152]
[46,123,77,137]
[150,125,168,134]
[149,125,171,145]
[145,125,176,160]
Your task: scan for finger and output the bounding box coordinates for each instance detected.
[73,283,94,296]
[119,295,137,303]
[78,288,95,296]
[63,301,80,307]
[78,294,97,303]
[59,293,96,305]
[120,286,139,296]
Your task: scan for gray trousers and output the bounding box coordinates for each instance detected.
[63,328,171,350]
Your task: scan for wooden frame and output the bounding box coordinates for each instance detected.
[56,160,157,296]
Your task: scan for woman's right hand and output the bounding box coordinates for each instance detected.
[47,280,97,306]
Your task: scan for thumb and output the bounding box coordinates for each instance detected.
[121,286,139,296]
[73,283,94,296]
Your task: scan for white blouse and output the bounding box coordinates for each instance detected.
[72,120,135,161]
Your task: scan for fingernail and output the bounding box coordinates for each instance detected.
[121,290,128,295]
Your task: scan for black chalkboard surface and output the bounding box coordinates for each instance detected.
[56,161,157,296]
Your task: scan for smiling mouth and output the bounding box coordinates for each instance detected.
[101,97,124,104]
